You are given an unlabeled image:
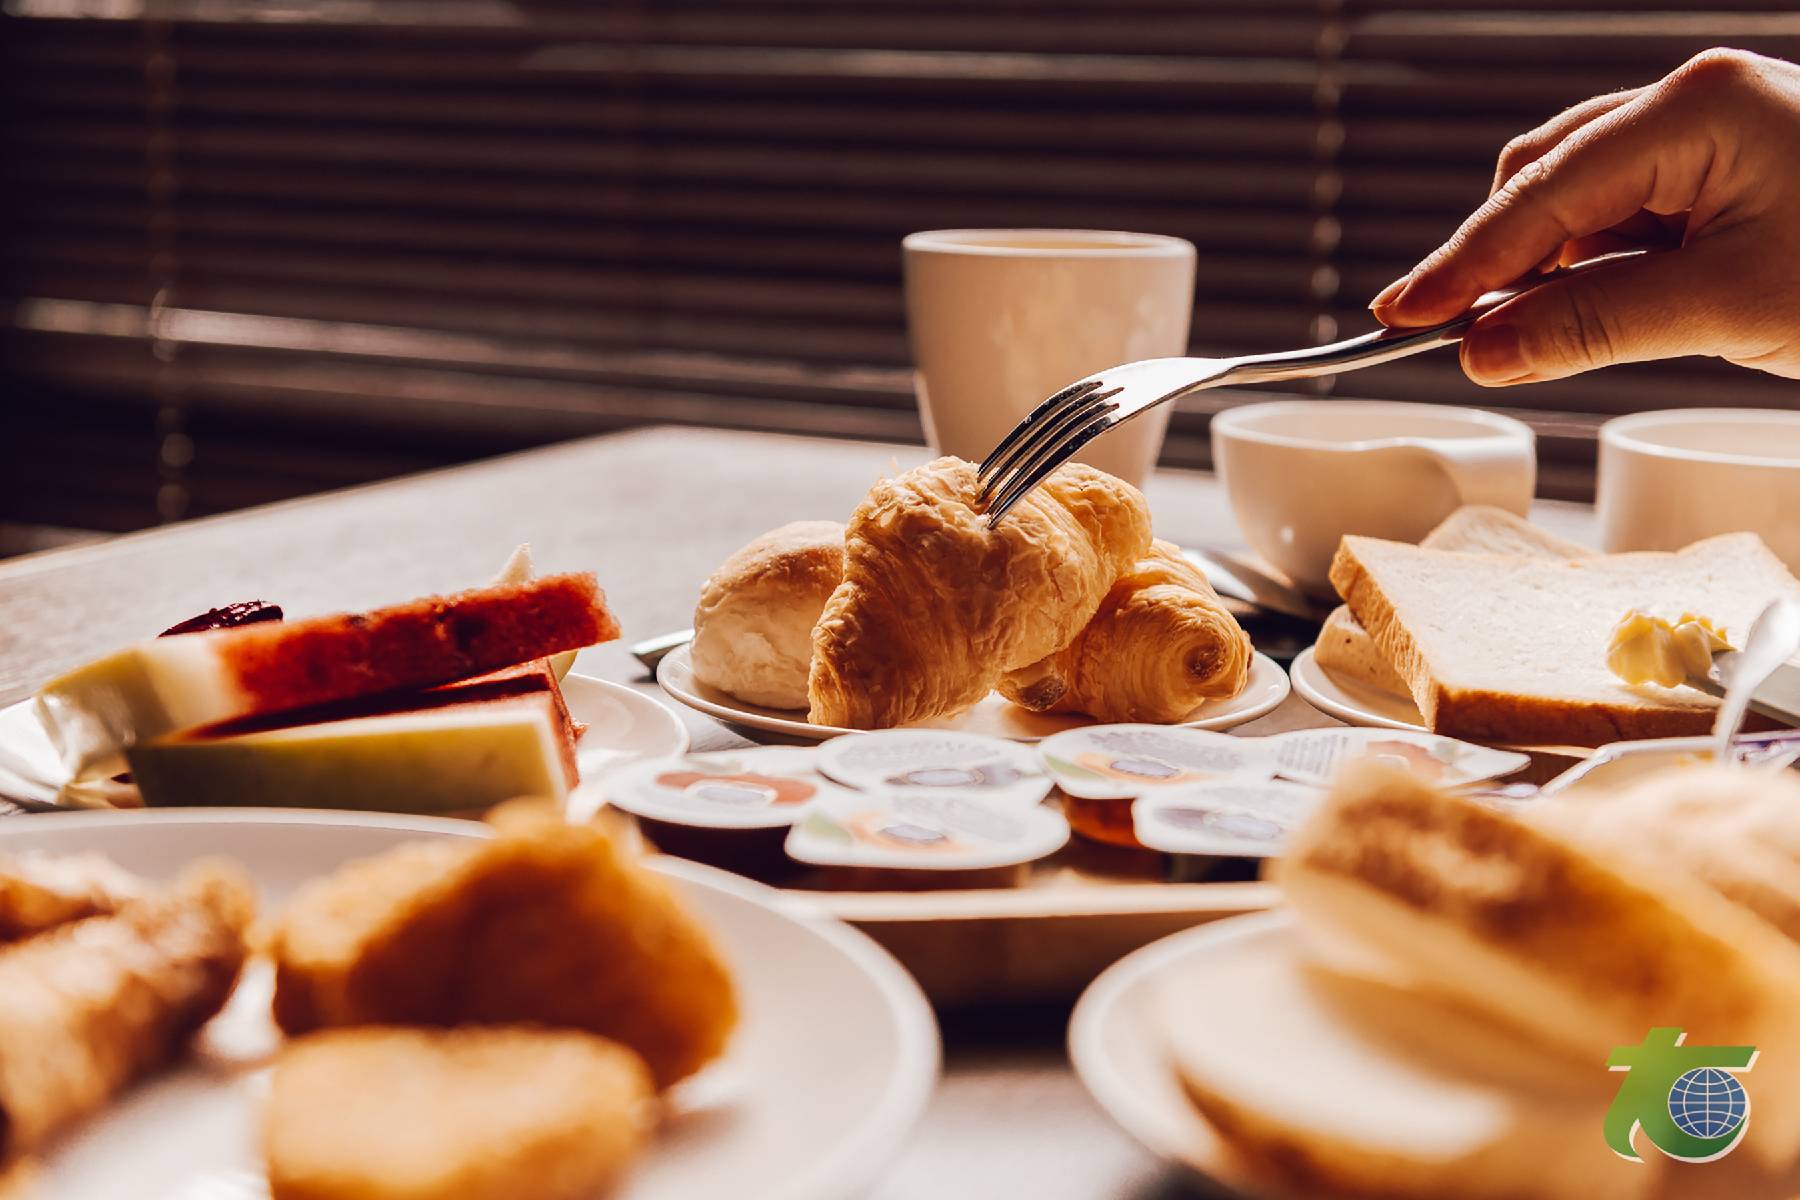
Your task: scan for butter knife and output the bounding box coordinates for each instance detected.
[1683,599,1800,750]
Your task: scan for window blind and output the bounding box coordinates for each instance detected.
[4,1,1798,531]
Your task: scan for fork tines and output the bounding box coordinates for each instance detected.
[976,380,1121,523]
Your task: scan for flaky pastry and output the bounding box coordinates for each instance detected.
[808,457,1151,728]
[1000,539,1251,722]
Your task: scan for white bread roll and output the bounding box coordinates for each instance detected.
[691,521,844,709]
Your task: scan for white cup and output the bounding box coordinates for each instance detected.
[1211,400,1538,592]
[1598,408,1800,572]
[902,229,1196,486]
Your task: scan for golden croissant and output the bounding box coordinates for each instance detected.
[808,457,1151,729]
[1000,539,1252,722]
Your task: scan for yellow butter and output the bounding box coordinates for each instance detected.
[1605,610,1733,688]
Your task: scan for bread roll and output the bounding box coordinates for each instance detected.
[691,521,844,709]
[808,457,1152,729]
[999,539,1251,722]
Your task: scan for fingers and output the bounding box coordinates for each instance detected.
[1490,88,1643,193]
[1373,51,1765,328]
[1456,245,1735,386]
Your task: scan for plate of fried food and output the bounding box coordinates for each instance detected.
[0,546,688,812]
[0,804,938,1200]
[1071,760,1800,1200]
[666,458,1289,741]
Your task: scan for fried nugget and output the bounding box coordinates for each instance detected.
[270,806,737,1088]
[0,1157,34,1200]
[0,861,253,1157]
[265,1026,653,1200]
[0,853,147,942]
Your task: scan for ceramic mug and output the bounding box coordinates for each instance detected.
[903,229,1196,487]
[1598,408,1800,572]
[1211,400,1537,592]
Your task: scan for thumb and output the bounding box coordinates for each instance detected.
[1458,248,1729,386]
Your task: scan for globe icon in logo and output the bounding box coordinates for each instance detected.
[1667,1067,1748,1140]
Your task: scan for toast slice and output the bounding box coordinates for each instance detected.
[1272,763,1800,1167]
[266,1027,653,1200]
[1330,531,1800,746]
[1314,507,1590,696]
[37,574,618,779]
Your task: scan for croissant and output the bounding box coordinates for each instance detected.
[1000,539,1252,723]
[808,457,1151,729]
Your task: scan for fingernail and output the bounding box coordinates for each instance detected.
[1369,272,1412,312]
[1461,323,1531,384]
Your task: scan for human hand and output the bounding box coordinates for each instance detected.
[1370,49,1800,385]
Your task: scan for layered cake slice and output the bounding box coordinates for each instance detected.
[37,573,618,779]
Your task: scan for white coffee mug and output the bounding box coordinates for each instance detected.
[903,229,1196,486]
[1598,408,1800,572]
[1211,400,1537,592]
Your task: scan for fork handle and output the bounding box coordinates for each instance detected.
[1219,250,1649,387]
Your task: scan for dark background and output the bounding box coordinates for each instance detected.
[5,1,1799,551]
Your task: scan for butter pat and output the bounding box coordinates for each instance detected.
[125,700,569,813]
[1605,610,1733,688]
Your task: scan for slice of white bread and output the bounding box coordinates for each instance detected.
[1534,764,1800,945]
[1329,531,1800,746]
[1159,937,1659,1200]
[1271,763,1800,1167]
[1314,506,1591,696]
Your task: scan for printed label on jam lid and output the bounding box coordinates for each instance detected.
[1132,779,1323,858]
[1267,728,1529,789]
[784,789,1069,870]
[1037,725,1274,800]
[816,730,1050,806]
[604,747,851,829]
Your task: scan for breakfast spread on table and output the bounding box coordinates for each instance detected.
[6,410,1800,1200]
[0,802,736,1197]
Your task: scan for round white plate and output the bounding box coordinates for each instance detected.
[657,644,1292,743]
[2,809,939,1200]
[1287,647,1425,732]
[1068,911,1292,1194]
[0,673,688,812]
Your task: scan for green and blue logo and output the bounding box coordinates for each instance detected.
[1606,1028,1757,1164]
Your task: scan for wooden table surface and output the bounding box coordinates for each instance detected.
[0,427,1599,1199]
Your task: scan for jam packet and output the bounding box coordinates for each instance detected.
[817,729,1051,806]
[1037,724,1274,800]
[604,746,849,829]
[784,788,1069,871]
[1267,728,1529,789]
[1132,779,1323,858]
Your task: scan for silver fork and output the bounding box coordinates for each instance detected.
[976,252,1642,521]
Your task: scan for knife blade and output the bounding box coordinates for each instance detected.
[1688,654,1800,730]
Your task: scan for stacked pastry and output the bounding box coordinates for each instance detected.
[690,457,1253,728]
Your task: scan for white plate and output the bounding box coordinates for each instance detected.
[1068,911,1291,1195]
[656,644,1291,743]
[1287,646,1425,732]
[1,809,939,1200]
[0,673,688,812]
